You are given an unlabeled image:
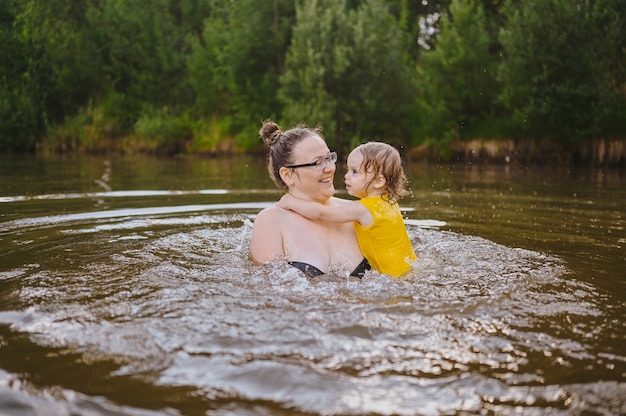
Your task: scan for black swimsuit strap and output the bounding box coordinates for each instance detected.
[289,258,370,279]
[289,261,324,277]
[350,258,371,278]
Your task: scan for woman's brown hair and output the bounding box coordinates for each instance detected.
[259,120,324,191]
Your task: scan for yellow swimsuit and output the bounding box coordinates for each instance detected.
[353,195,417,277]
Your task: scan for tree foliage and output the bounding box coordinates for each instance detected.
[498,0,624,143]
[280,0,416,151]
[279,0,352,149]
[88,0,194,115]
[0,0,36,151]
[0,0,623,155]
[188,0,294,146]
[417,0,500,144]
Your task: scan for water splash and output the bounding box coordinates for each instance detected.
[0,204,624,415]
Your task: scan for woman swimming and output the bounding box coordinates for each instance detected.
[250,121,370,277]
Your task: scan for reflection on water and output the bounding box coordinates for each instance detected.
[0,155,624,415]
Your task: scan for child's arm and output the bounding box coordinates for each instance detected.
[278,194,372,226]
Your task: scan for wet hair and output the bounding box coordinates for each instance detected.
[259,120,324,191]
[355,142,408,203]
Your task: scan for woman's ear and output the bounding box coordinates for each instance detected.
[279,166,293,186]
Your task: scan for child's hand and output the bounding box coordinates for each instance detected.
[277,194,293,210]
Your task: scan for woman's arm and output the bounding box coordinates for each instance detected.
[278,194,372,226]
[250,207,285,263]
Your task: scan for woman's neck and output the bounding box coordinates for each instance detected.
[288,189,331,205]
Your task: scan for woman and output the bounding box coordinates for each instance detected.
[250,121,370,277]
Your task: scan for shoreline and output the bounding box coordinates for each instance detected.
[408,138,625,166]
[30,137,626,167]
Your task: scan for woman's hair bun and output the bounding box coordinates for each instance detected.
[260,121,282,147]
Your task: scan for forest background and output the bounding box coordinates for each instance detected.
[1,0,624,165]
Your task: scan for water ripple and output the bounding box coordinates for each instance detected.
[0,210,624,415]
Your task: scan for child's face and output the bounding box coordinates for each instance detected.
[344,150,376,198]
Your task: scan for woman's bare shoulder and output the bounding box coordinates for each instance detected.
[254,204,305,227]
[253,204,283,225]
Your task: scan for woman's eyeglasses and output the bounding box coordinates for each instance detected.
[285,152,337,170]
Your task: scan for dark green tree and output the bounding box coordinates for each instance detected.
[21,0,103,121]
[187,0,294,147]
[341,0,417,146]
[379,0,452,53]
[88,0,189,109]
[498,0,625,143]
[280,0,417,151]
[279,0,351,149]
[417,0,500,145]
[1,0,103,151]
[585,0,626,138]
[0,0,39,151]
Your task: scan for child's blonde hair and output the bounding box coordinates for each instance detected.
[354,142,408,203]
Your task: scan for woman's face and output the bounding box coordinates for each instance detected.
[287,135,336,202]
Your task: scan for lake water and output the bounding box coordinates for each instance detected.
[0,154,624,415]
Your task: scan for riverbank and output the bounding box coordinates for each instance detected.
[409,138,625,166]
[35,133,625,167]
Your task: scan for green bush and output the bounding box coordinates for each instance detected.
[134,108,193,154]
[0,85,40,152]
